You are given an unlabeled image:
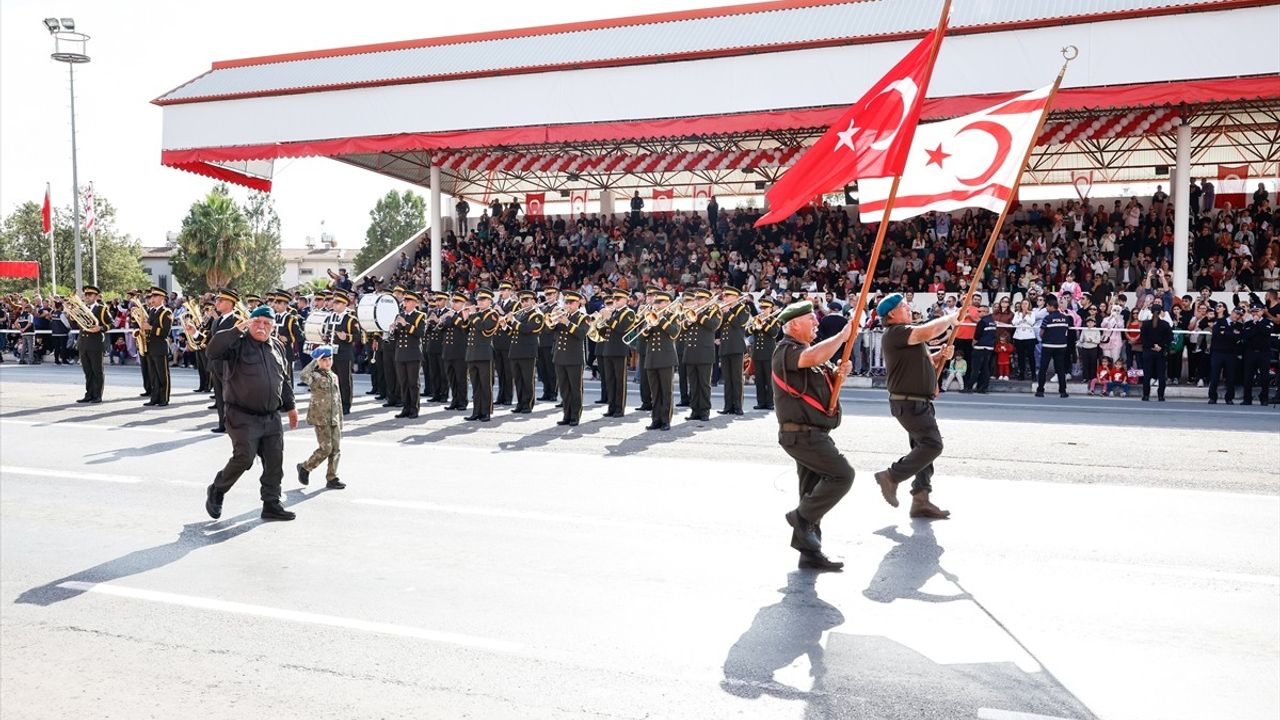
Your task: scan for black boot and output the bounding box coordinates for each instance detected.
[798,550,844,572]
[785,510,821,552]
[205,481,225,519]
[296,463,309,486]
[326,478,346,490]
[261,501,296,521]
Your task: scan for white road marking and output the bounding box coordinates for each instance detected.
[349,498,675,532]
[977,708,1080,720]
[0,465,142,484]
[1070,559,1280,587]
[58,581,522,653]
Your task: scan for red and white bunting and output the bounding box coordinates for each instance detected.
[1038,108,1181,147]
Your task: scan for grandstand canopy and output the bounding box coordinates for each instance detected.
[156,0,1279,201]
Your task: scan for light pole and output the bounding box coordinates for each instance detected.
[44,17,89,292]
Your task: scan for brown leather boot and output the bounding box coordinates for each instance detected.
[909,491,951,519]
[874,470,900,508]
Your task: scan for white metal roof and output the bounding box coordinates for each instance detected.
[155,0,1252,104]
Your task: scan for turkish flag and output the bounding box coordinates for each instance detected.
[1216,164,1248,209]
[570,189,589,215]
[858,85,1051,223]
[653,188,674,217]
[755,22,946,227]
[692,184,712,210]
[42,183,52,234]
[526,192,545,219]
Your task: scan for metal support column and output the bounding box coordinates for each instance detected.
[1173,120,1191,297]
[430,162,442,292]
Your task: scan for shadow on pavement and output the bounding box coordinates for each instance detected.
[83,433,221,465]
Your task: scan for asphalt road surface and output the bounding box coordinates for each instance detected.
[1,363,1277,720]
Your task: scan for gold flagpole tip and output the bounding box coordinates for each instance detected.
[1061,45,1079,62]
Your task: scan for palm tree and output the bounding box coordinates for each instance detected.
[176,185,250,290]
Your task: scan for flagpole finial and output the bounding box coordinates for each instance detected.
[1061,45,1079,62]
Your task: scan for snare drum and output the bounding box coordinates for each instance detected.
[358,293,400,334]
[304,311,335,345]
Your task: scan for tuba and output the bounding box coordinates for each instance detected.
[182,299,208,350]
[129,304,150,357]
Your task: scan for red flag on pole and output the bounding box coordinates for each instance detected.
[42,183,52,234]
[1216,164,1248,209]
[652,188,674,217]
[755,11,948,227]
[525,192,545,219]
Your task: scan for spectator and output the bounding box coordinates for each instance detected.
[1077,316,1102,382]
[1089,356,1113,395]
[1011,299,1037,381]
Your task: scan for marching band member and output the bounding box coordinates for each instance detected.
[271,290,301,369]
[194,300,214,393]
[677,290,694,408]
[425,292,448,402]
[244,293,263,311]
[125,290,151,398]
[552,290,589,426]
[684,288,721,422]
[599,289,634,418]
[493,281,517,406]
[642,290,681,431]
[634,287,657,412]
[750,297,781,410]
[393,291,427,419]
[464,289,500,422]
[442,292,470,411]
[73,285,111,404]
[717,287,750,416]
[378,285,405,407]
[208,288,241,433]
[537,286,560,402]
[508,290,544,413]
[142,286,173,407]
[328,290,358,415]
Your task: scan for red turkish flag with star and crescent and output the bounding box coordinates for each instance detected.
[857,85,1052,223]
[755,23,946,227]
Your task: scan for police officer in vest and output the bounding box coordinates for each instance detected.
[717,287,751,415]
[750,297,781,410]
[1034,294,1071,398]
[1140,302,1173,402]
[509,290,544,413]
[329,291,358,414]
[442,292,470,411]
[465,289,500,422]
[642,290,681,430]
[771,300,855,572]
[393,291,426,419]
[493,281,517,406]
[684,288,721,421]
[1208,305,1243,404]
[969,303,997,394]
[1241,302,1274,406]
[74,285,111,404]
[552,290,589,426]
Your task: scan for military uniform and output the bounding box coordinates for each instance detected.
[684,294,721,421]
[426,298,448,401]
[635,291,656,411]
[537,289,560,401]
[642,293,681,430]
[750,301,781,410]
[465,293,500,421]
[717,291,750,415]
[127,298,152,397]
[509,294,543,413]
[208,293,241,432]
[598,291,635,417]
[195,310,214,393]
[442,297,469,410]
[143,289,173,407]
[329,295,358,414]
[493,287,517,405]
[299,354,343,484]
[394,295,427,418]
[275,296,302,368]
[553,293,589,425]
[379,287,405,405]
[73,288,111,403]
[676,322,692,407]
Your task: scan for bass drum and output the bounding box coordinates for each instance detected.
[358,293,400,333]
[304,311,335,345]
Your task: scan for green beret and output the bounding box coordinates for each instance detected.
[249,305,275,320]
[777,301,813,324]
[876,293,905,317]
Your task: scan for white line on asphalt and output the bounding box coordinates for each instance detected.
[58,581,523,653]
[1071,559,1280,587]
[0,465,142,483]
[977,708,1079,720]
[350,498,672,532]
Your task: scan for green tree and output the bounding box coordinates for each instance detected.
[235,191,286,296]
[354,189,426,273]
[171,184,251,293]
[0,194,148,295]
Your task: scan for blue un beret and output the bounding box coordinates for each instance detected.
[876,293,905,317]
[248,305,275,321]
[311,345,334,360]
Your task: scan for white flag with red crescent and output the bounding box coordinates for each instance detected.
[858,85,1051,223]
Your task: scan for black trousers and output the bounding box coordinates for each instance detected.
[1036,347,1069,394]
[678,362,691,405]
[1242,350,1269,403]
[594,351,609,403]
[1142,350,1167,400]
[537,347,557,399]
[212,370,226,428]
[555,363,582,422]
[381,343,400,403]
[887,399,943,495]
[512,357,536,411]
[333,355,353,413]
[140,353,152,394]
[195,349,210,391]
[601,355,627,414]
[427,352,445,400]
[1208,352,1237,402]
[1014,338,1037,380]
[970,348,993,392]
[215,405,284,503]
[1077,346,1100,384]
[397,360,421,416]
[752,351,773,408]
[721,352,744,412]
[494,348,512,404]
[468,360,493,418]
[370,353,385,395]
[447,357,468,408]
[689,362,712,416]
[646,366,673,427]
[1188,350,1208,384]
[637,352,652,408]
[79,340,105,400]
[778,428,854,526]
[146,347,170,404]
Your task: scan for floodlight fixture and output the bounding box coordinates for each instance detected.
[59,17,75,31]
[43,18,60,33]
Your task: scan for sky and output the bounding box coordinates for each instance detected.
[0,0,750,251]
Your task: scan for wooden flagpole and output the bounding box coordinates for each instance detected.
[826,0,951,414]
[935,49,1077,379]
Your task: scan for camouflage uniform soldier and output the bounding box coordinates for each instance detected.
[296,345,346,490]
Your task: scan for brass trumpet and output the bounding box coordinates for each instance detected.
[750,306,781,331]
